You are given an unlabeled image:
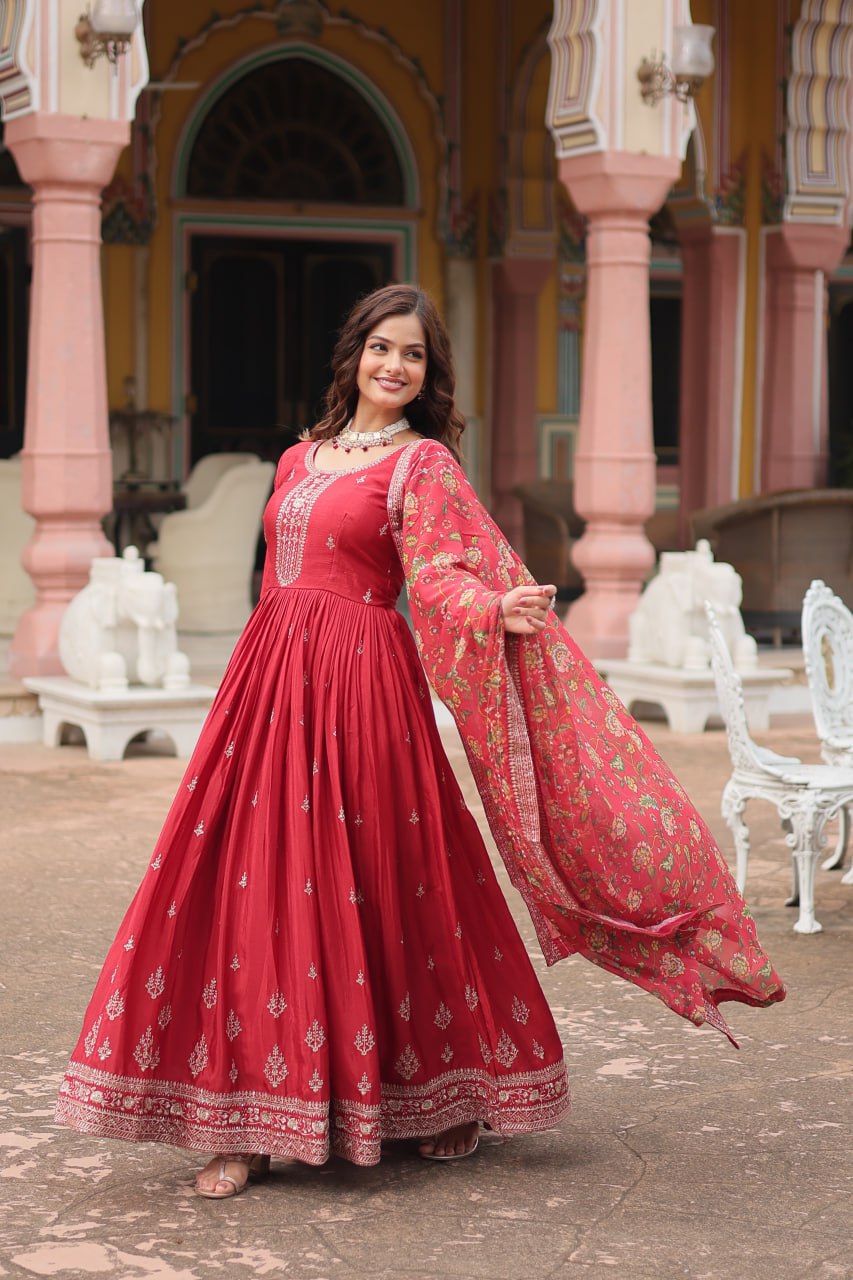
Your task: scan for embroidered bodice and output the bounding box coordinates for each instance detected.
[260,440,417,607]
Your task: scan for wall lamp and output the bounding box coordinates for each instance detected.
[76,0,138,69]
[638,25,715,105]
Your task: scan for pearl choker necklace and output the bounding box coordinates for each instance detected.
[331,417,410,453]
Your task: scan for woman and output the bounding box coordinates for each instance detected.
[56,285,784,1199]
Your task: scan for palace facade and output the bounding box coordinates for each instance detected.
[1,0,851,672]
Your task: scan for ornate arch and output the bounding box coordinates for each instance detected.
[785,0,853,225]
[174,44,418,207]
[0,0,37,119]
[545,0,605,158]
[1,0,148,125]
[547,0,697,164]
[146,6,449,226]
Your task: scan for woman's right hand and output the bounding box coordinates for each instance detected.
[501,584,557,634]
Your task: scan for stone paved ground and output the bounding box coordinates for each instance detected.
[1,717,851,1280]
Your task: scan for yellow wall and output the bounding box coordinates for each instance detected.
[727,0,783,494]
[690,0,793,496]
[507,6,559,416]
[102,245,134,408]
[464,0,498,416]
[689,0,717,189]
[103,145,136,406]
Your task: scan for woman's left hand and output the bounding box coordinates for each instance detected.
[501,584,557,634]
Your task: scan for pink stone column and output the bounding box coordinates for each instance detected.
[558,151,680,659]
[490,258,552,551]
[5,114,128,678]
[761,222,848,492]
[678,225,746,537]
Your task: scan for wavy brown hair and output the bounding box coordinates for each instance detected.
[307,284,465,458]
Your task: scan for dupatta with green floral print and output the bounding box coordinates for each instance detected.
[393,440,785,1045]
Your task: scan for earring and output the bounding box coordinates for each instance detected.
[416,389,425,400]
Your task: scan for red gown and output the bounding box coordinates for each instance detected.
[56,440,572,1165]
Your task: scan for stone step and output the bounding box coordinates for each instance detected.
[0,679,42,743]
[0,680,40,716]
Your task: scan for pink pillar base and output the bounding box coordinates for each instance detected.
[565,520,657,655]
[11,604,78,678]
[558,151,680,660]
[5,114,128,678]
[490,258,552,552]
[8,518,114,679]
[761,223,848,492]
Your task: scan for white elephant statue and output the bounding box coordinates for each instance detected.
[59,546,191,691]
[628,540,757,672]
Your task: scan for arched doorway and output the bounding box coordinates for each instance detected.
[180,52,414,464]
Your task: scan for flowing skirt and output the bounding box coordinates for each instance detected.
[57,588,570,1165]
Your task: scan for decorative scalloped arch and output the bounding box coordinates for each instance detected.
[173,43,419,207]
[0,0,37,119]
[785,0,853,225]
[546,0,605,158]
[1,0,148,125]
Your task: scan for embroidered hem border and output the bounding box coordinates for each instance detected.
[56,1058,571,1168]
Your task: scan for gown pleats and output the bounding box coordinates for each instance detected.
[57,444,570,1166]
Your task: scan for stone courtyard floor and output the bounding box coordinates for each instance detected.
[1,715,851,1280]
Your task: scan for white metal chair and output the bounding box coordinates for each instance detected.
[705,602,853,933]
[802,579,853,877]
[148,459,274,633]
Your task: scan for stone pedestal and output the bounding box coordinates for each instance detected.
[557,151,680,659]
[5,114,129,678]
[24,676,214,763]
[599,660,792,734]
[0,680,42,744]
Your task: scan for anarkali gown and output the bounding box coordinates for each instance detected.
[57,437,784,1166]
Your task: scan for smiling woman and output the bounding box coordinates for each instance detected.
[55,284,783,1202]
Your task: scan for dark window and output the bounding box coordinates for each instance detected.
[650,295,682,464]
[0,226,28,457]
[189,236,393,464]
[0,122,26,189]
[828,286,853,486]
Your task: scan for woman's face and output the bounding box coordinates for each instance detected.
[355,312,427,421]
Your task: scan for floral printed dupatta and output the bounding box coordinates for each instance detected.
[394,441,785,1045]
